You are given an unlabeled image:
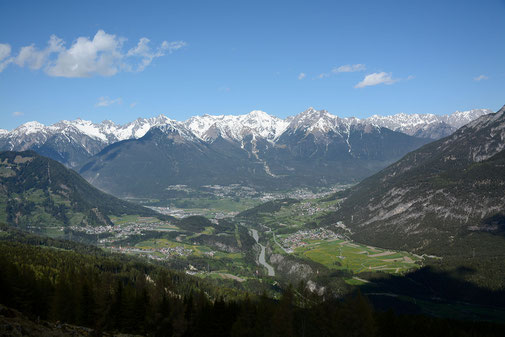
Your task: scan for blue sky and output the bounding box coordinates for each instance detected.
[1,0,504,130]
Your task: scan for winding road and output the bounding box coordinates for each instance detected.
[250,229,275,276]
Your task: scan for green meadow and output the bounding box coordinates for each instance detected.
[134,238,243,260]
[293,239,421,275]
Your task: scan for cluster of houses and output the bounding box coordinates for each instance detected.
[147,206,205,218]
[111,245,193,260]
[69,219,171,243]
[201,184,259,198]
[279,228,341,251]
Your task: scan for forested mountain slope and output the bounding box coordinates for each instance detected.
[0,151,162,230]
[323,105,505,254]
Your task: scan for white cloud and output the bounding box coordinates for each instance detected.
[355,72,398,88]
[0,43,13,72]
[298,72,306,80]
[12,111,24,116]
[95,96,122,107]
[1,30,186,77]
[47,31,122,77]
[0,43,11,61]
[15,35,64,70]
[318,63,366,79]
[333,64,366,73]
[474,74,488,81]
[127,38,186,72]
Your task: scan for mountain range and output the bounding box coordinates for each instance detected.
[0,108,491,197]
[323,105,505,256]
[0,108,490,167]
[0,116,172,167]
[78,109,437,197]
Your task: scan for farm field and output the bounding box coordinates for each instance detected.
[129,237,257,281]
[134,238,242,260]
[293,239,422,275]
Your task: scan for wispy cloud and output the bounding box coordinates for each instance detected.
[127,39,186,72]
[12,111,24,116]
[474,74,488,81]
[318,63,365,79]
[334,64,366,73]
[298,72,306,80]
[355,72,399,88]
[1,30,186,77]
[0,43,13,72]
[96,96,122,107]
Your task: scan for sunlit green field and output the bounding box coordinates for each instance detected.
[193,271,246,282]
[40,226,65,238]
[134,238,243,260]
[294,239,421,275]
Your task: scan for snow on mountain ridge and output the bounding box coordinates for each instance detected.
[1,108,492,155]
[184,110,289,142]
[365,109,492,138]
[13,121,48,135]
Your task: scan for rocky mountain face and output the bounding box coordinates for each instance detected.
[0,151,161,229]
[78,108,431,197]
[79,122,276,197]
[366,109,491,139]
[323,105,505,254]
[0,107,491,197]
[0,108,490,168]
[0,116,171,167]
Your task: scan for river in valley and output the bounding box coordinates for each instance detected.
[250,228,275,276]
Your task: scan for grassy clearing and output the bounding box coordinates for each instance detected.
[194,272,246,282]
[41,227,65,238]
[294,239,421,275]
[134,238,243,260]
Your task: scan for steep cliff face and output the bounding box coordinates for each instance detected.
[323,105,505,253]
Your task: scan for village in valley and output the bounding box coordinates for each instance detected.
[277,228,342,253]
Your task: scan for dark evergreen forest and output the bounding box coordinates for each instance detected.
[1,226,503,337]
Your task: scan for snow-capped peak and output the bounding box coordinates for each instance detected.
[287,108,361,135]
[15,121,47,135]
[366,109,492,137]
[184,110,289,142]
[1,107,492,163]
[445,109,492,129]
